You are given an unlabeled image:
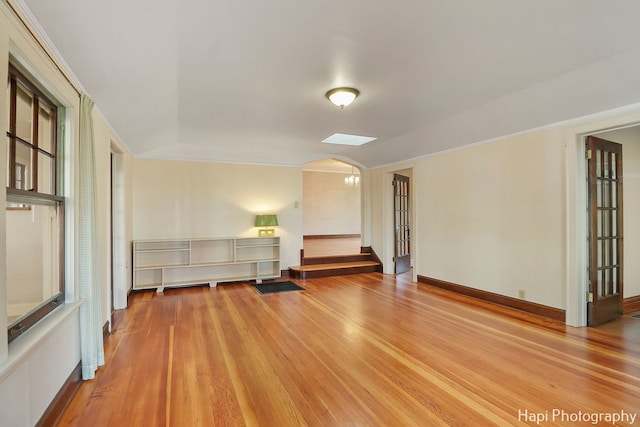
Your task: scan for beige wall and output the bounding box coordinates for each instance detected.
[132,159,303,269]
[413,129,566,309]
[368,121,640,318]
[303,171,361,235]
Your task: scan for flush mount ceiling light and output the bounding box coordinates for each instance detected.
[325,87,360,109]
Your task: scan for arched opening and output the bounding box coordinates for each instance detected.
[302,159,361,257]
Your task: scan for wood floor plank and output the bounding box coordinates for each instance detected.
[56,273,640,426]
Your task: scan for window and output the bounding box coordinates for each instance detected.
[6,64,64,343]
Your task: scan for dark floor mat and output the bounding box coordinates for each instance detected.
[253,281,305,294]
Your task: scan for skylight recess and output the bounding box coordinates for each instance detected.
[322,133,377,146]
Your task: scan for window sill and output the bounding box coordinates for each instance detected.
[0,301,82,381]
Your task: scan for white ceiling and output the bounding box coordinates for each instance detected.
[18,0,640,169]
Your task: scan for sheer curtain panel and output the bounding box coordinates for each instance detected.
[78,94,105,379]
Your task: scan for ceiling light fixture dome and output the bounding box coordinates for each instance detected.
[326,87,360,109]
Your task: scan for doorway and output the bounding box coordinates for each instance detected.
[393,173,411,274]
[568,121,640,327]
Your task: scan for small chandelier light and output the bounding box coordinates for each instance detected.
[345,166,360,187]
[326,87,360,109]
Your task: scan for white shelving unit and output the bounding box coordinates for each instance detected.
[133,237,280,292]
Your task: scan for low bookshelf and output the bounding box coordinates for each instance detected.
[133,237,280,292]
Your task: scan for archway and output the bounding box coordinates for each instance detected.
[302,159,362,257]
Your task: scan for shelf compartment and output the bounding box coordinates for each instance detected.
[135,240,189,251]
[236,245,279,262]
[190,239,234,265]
[235,237,279,247]
[135,268,162,288]
[258,260,281,278]
[135,250,189,268]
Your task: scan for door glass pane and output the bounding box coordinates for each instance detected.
[598,269,603,297]
[603,151,610,179]
[15,85,33,143]
[611,153,617,179]
[597,240,602,269]
[611,211,618,236]
[597,179,602,207]
[611,184,617,209]
[596,150,602,177]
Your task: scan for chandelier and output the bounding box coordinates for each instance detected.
[345,166,360,186]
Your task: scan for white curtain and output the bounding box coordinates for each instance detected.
[78,94,105,380]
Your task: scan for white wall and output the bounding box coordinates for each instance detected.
[303,171,361,235]
[132,159,303,269]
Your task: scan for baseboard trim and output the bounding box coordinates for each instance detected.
[417,275,566,323]
[303,234,361,240]
[35,362,82,427]
[624,295,640,314]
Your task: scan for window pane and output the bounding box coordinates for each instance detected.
[15,140,33,190]
[38,104,54,154]
[6,203,62,326]
[15,84,33,143]
[38,152,54,194]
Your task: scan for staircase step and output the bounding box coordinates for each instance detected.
[289,261,381,279]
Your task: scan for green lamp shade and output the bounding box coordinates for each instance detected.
[255,214,278,227]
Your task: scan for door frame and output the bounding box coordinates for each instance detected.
[110,142,127,311]
[393,173,411,274]
[566,106,640,326]
[379,167,416,279]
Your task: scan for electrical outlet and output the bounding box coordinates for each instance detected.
[518,290,526,299]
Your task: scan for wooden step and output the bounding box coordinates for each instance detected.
[289,260,381,280]
[302,253,373,266]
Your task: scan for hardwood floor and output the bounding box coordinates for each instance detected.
[57,273,640,426]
